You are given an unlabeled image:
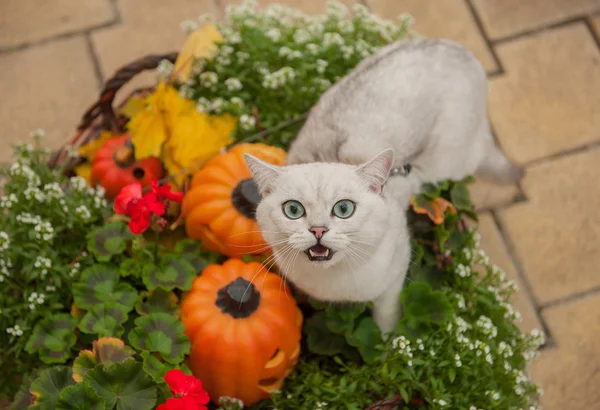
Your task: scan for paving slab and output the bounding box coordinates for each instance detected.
[0,0,114,50]
[531,294,600,410]
[365,0,497,72]
[472,0,600,39]
[0,37,99,164]
[487,24,600,164]
[498,147,600,306]
[469,177,520,210]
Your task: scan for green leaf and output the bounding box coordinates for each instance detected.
[25,314,77,364]
[174,239,209,272]
[345,317,383,363]
[56,382,105,410]
[140,351,181,382]
[72,265,138,309]
[84,358,157,410]
[135,289,180,316]
[72,350,97,383]
[78,303,132,337]
[450,182,472,211]
[10,372,38,410]
[128,313,191,364]
[304,312,360,361]
[120,258,142,277]
[142,256,196,291]
[400,282,454,326]
[324,303,367,335]
[29,367,75,410]
[87,221,134,261]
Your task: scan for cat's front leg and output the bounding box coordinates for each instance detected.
[372,277,405,335]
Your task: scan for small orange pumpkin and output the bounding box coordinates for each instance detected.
[181,259,302,406]
[182,143,287,257]
[90,135,164,199]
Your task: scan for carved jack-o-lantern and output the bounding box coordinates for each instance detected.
[181,259,302,406]
[182,143,287,258]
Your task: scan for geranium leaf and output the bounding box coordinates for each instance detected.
[25,314,77,364]
[72,350,97,383]
[142,256,196,291]
[56,382,105,410]
[94,337,137,366]
[10,372,37,410]
[128,313,191,364]
[450,182,473,211]
[87,222,134,261]
[29,367,75,410]
[120,258,142,278]
[135,289,179,316]
[324,303,367,335]
[72,265,138,310]
[304,312,361,361]
[84,358,157,410]
[78,303,132,337]
[400,282,454,326]
[345,317,383,363]
[141,351,178,382]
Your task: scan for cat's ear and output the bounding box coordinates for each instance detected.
[356,149,394,195]
[244,154,282,196]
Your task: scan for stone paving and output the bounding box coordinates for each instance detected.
[1,1,599,408]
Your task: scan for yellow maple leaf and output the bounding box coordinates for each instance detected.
[164,111,237,186]
[118,96,147,119]
[127,83,188,159]
[174,23,223,82]
[78,130,118,160]
[74,163,92,185]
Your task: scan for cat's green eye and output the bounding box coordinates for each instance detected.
[282,200,305,219]
[332,200,355,219]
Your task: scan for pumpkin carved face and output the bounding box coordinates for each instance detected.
[181,259,302,406]
[90,135,164,199]
[182,143,287,257]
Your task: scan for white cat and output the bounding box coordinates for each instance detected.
[244,39,522,334]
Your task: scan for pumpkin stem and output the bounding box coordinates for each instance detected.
[231,178,261,219]
[216,277,261,318]
[113,141,135,168]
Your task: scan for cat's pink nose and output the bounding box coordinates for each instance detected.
[309,226,328,239]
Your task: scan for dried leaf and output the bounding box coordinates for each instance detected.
[174,24,223,82]
[118,97,147,119]
[410,196,456,225]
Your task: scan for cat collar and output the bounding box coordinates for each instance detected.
[389,164,412,177]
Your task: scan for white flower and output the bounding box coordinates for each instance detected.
[433,398,448,407]
[0,193,18,208]
[293,29,311,44]
[75,205,92,221]
[456,263,471,277]
[6,324,23,337]
[306,43,320,55]
[0,232,9,252]
[341,45,354,60]
[316,402,328,409]
[239,114,256,131]
[230,97,245,108]
[225,78,243,91]
[262,67,295,89]
[156,59,174,79]
[316,59,328,74]
[265,28,282,42]
[179,84,194,99]
[323,32,345,47]
[70,176,88,191]
[199,72,218,88]
[196,97,211,113]
[180,20,199,34]
[235,51,250,63]
[210,98,225,114]
[45,285,56,292]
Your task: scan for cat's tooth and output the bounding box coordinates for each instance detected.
[309,249,315,257]
[325,249,330,257]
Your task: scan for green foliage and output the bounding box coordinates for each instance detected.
[135,289,180,316]
[87,222,134,262]
[25,314,77,364]
[55,383,106,410]
[78,303,132,337]
[28,367,75,410]
[128,313,191,364]
[72,265,138,310]
[141,255,196,291]
[84,359,157,410]
[0,137,110,398]
[180,1,413,150]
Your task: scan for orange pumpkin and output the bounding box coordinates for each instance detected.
[182,143,287,257]
[90,135,164,199]
[181,259,302,406]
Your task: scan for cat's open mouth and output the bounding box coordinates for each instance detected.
[305,244,334,261]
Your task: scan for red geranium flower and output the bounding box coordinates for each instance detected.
[114,182,166,234]
[157,369,210,410]
[152,179,184,203]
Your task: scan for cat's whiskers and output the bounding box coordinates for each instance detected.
[242,244,291,303]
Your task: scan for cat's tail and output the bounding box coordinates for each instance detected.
[476,142,525,184]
